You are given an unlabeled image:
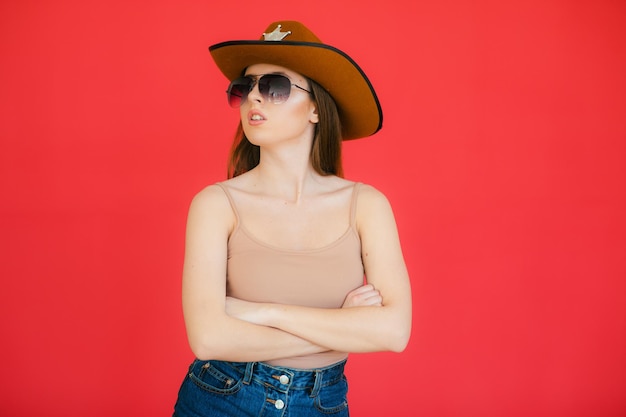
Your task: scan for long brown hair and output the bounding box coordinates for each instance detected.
[227,78,343,178]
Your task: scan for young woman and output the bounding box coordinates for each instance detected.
[173,21,412,417]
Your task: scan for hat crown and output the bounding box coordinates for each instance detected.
[260,21,322,44]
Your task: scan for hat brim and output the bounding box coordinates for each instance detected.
[209,40,382,140]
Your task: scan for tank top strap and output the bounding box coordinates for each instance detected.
[215,182,241,226]
[349,182,362,228]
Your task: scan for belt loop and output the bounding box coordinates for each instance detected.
[243,362,255,385]
[310,369,323,397]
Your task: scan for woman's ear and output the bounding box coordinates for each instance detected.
[310,104,319,124]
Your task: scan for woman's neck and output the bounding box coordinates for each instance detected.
[251,155,323,204]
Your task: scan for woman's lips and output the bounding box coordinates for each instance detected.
[247,110,266,125]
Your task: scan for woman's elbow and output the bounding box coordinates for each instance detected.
[187,333,225,361]
[383,315,412,353]
[188,335,210,360]
[184,312,232,360]
[388,328,411,352]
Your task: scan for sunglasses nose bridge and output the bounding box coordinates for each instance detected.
[246,77,264,103]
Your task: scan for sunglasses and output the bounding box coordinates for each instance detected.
[226,74,312,107]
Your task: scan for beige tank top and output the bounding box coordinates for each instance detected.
[217,182,365,369]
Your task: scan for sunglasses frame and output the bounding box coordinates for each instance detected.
[226,73,312,107]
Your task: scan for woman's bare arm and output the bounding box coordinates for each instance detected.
[182,185,329,361]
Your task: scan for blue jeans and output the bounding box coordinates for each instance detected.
[173,359,350,416]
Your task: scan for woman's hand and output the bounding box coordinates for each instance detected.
[341,284,383,308]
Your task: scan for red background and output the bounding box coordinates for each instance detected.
[1,1,625,416]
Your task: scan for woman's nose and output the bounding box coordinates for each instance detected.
[247,80,263,103]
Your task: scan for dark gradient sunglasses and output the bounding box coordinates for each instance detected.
[226,74,311,107]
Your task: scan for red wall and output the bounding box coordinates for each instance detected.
[1,1,624,416]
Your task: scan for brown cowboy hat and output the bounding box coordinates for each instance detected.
[209,20,382,140]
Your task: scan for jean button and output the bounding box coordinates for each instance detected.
[275,399,285,410]
[279,375,290,385]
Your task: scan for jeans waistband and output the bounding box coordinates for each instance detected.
[227,359,347,395]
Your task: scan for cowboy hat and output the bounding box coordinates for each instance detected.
[209,20,382,140]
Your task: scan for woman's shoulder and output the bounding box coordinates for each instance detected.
[210,171,259,194]
[188,182,235,219]
[322,178,390,207]
[192,182,227,200]
[352,182,394,227]
[352,181,389,203]
[193,172,252,197]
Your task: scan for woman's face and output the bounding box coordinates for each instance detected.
[239,63,318,147]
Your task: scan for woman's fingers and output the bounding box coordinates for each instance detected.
[342,284,383,308]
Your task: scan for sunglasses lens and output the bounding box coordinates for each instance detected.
[226,77,252,108]
[258,74,292,104]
